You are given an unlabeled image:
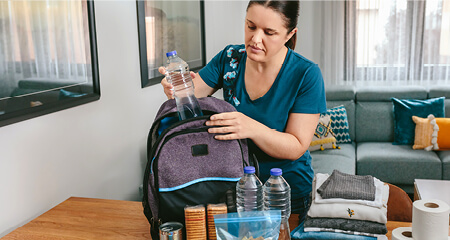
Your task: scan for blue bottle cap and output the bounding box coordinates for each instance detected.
[166,51,177,57]
[244,166,255,174]
[270,168,282,176]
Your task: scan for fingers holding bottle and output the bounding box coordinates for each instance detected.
[159,67,199,100]
[159,66,174,99]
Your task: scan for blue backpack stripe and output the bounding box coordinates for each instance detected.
[159,177,241,192]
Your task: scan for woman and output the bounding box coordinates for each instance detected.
[160,0,326,223]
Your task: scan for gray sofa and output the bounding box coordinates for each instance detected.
[311,85,450,195]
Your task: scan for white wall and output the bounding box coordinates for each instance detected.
[204,1,248,61]
[297,1,322,63]
[203,0,321,63]
[0,0,320,237]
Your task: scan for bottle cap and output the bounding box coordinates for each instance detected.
[244,166,255,174]
[270,168,282,176]
[166,51,177,57]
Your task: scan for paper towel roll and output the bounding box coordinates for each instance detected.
[392,227,413,240]
[412,199,450,240]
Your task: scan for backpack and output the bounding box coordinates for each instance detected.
[142,96,257,239]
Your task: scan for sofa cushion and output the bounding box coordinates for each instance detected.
[392,97,445,145]
[356,101,395,142]
[356,86,427,101]
[356,142,441,185]
[311,143,355,175]
[428,85,450,118]
[355,86,428,143]
[326,85,355,101]
[437,150,450,180]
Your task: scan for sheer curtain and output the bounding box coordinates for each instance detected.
[0,0,89,99]
[320,0,450,87]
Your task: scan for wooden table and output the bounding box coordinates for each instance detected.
[4,197,445,240]
[3,197,151,239]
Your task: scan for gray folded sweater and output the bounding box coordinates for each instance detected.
[317,170,376,201]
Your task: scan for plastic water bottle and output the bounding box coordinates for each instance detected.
[236,166,264,212]
[263,168,291,221]
[165,50,203,120]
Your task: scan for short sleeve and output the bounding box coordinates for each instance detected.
[198,45,230,89]
[291,64,327,114]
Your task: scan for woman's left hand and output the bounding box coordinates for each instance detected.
[205,112,264,140]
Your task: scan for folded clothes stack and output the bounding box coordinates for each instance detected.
[291,170,390,240]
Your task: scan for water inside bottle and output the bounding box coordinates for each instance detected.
[236,187,263,211]
[236,169,264,212]
[168,70,203,120]
[177,104,203,120]
[263,172,291,221]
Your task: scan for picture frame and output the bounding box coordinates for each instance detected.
[136,0,206,88]
[0,0,100,127]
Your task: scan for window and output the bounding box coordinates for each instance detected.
[352,0,450,85]
[136,0,206,87]
[0,0,99,127]
[320,0,450,86]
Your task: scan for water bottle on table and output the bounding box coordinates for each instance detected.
[164,50,203,120]
[264,168,291,240]
[236,166,264,212]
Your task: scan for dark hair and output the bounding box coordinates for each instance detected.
[247,0,299,49]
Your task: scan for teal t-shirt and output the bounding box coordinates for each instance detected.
[199,44,326,199]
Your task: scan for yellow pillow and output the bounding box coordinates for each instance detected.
[412,114,450,150]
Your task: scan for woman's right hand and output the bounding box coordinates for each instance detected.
[159,67,174,100]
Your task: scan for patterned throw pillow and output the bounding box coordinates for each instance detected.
[309,115,340,152]
[323,105,352,143]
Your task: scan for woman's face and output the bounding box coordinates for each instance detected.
[245,4,296,63]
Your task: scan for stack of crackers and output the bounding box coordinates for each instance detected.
[207,203,228,240]
[184,205,207,240]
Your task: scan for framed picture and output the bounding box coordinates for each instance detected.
[136,0,206,88]
[0,0,100,127]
